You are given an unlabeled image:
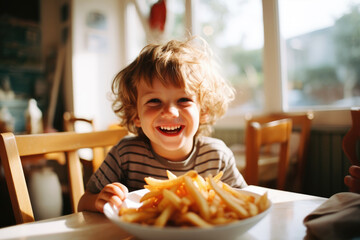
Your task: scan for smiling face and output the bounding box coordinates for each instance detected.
[134,78,201,161]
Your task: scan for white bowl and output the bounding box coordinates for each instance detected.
[104,189,272,240]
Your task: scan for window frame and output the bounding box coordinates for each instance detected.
[262,0,352,127]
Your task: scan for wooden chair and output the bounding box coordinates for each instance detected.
[246,112,313,191]
[63,112,104,172]
[245,119,292,190]
[343,108,360,166]
[63,112,95,132]
[0,128,128,224]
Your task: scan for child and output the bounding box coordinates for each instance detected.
[78,36,247,213]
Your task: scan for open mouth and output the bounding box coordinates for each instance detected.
[157,125,184,136]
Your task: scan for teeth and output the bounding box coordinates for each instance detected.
[160,125,181,131]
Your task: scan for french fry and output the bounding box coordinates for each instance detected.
[176,184,187,197]
[119,170,269,228]
[222,182,255,202]
[119,207,138,216]
[144,170,197,189]
[181,196,193,206]
[181,212,212,228]
[208,177,249,219]
[257,192,269,212]
[184,176,210,220]
[140,189,162,202]
[143,184,162,192]
[166,170,177,180]
[213,171,223,182]
[247,202,259,216]
[157,197,171,211]
[139,197,159,209]
[122,211,158,223]
[155,205,175,227]
[163,189,182,210]
[194,174,207,192]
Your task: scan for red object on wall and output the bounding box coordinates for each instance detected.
[149,0,166,32]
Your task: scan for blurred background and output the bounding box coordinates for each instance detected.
[1,0,360,132]
[1,0,360,226]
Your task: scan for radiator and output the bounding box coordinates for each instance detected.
[303,126,352,198]
[213,126,352,198]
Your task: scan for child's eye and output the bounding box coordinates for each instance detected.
[178,97,192,103]
[178,98,194,106]
[146,98,161,106]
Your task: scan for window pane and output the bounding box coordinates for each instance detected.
[279,0,360,109]
[196,0,264,114]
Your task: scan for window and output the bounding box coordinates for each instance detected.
[195,0,264,117]
[124,0,358,126]
[279,0,360,110]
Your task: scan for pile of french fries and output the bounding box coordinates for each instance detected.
[119,170,269,228]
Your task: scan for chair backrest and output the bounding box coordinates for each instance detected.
[246,112,313,190]
[0,128,128,224]
[63,112,95,132]
[343,108,360,166]
[63,112,107,172]
[245,119,292,190]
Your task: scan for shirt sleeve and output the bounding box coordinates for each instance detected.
[85,145,123,193]
[221,150,248,189]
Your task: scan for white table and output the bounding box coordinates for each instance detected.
[0,186,327,240]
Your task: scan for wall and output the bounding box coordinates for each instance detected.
[40,0,72,131]
[71,0,126,130]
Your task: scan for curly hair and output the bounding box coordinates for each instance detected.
[111,36,235,137]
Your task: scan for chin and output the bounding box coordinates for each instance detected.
[160,138,189,151]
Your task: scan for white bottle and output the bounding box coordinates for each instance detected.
[25,98,43,134]
[0,107,14,132]
[28,166,63,220]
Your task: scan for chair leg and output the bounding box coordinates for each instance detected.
[66,151,85,213]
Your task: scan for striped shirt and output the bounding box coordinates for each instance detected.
[86,135,247,193]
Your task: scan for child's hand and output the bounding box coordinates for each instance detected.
[344,165,360,193]
[95,182,128,212]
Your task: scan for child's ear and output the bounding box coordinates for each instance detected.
[200,113,209,124]
[134,116,141,127]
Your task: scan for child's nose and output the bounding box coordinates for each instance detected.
[162,104,179,118]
